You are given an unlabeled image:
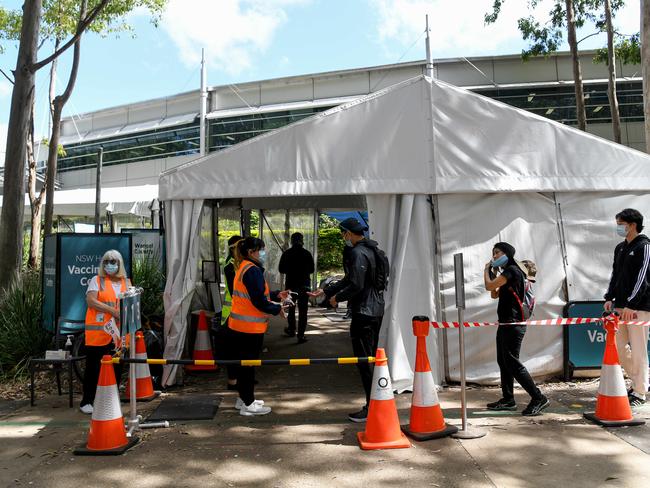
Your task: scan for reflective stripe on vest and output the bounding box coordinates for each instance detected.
[221,256,234,326]
[228,260,270,334]
[85,276,126,346]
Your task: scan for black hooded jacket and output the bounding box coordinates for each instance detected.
[605,234,650,311]
[324,239,385,317]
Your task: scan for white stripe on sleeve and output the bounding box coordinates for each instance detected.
[628,243,650,303]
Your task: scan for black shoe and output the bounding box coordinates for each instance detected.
[348,406,368,423]
[522,396,550,416]
[629,393,646,407]
[283,327,295,337]
[486,398,517,411]
[297,336,308,344]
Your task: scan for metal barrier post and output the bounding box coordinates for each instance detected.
[120,287,169,434]
[451,253,486,440]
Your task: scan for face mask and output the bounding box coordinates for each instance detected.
[258,250,267,265]
[491,255,509,268]
[344,239,353,247]
[104,263,119,275]
[616,224,628,237]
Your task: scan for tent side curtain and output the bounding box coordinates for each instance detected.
[162,198,204,386]
[367,194,439,389]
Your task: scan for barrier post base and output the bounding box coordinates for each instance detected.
[401,423,458,441]
[451,426,487,439]
[583,412,645,427]
[74,436,139,456]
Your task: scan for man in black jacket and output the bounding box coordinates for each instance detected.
[279,233,315,344]
[317,217,385,423]
[604,208,650,407]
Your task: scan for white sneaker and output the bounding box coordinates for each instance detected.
[235,398,264,410]
[79,404,93,415]
[239,402,271,416]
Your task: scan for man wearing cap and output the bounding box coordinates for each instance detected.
[311,217,385,422]
[604,208,650,407]
[484,242,549,416]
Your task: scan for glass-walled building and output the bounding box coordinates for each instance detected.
[51,50,644,191]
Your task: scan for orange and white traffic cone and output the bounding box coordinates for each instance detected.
[584,313,645,427]
[357,348,411,450]
[123,331,159,402]
[402,316,458,440]
[186,310,217,372]
[75,355,138,455]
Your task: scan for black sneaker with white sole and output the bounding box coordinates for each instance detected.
[629,393,646,407]
[522,395,550,416]
[348,406,368,423]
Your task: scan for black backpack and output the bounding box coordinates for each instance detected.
[371,246,390,291]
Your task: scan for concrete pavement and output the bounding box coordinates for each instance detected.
[1,311,649,488]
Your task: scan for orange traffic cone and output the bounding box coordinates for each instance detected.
[402,316,458,440]
[357,348,410,450]
[186,310,217,372]
[584,313,645,427]
[75,355,138,455]
[123,331,159,402]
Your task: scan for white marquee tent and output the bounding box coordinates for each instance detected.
[159,75,650,390]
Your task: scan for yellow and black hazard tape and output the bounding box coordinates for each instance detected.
[111,356,376,366]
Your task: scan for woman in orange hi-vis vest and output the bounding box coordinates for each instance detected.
[229,237,290,416]
[79,249,130,414]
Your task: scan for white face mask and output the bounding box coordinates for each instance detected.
[616,224,628,237]
[104,263,119,275]
[258,250,267,265]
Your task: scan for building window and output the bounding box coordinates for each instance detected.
[59,123,200,172]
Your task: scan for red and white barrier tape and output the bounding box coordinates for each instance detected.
[430,318,650,329]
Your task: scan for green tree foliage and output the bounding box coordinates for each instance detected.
[594,32,640,65]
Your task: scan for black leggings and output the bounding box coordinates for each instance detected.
[496,324,542,401]
[228,328,265,406]
[81,343,122,407]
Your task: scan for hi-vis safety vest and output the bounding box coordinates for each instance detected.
[228,260,270,334]
[85,276,127,346]
[220,255,234,326]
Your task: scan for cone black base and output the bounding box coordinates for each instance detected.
[401,423,458,441]
[74,436,139,456]
[583,412,645,427]
[120,391,161,403]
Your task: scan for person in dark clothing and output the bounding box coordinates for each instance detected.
[311,217,385,423]
[604,208,650,406]
[484,242,549,416]
[279,232,315,343]
[211,235,241,391]
[229,237,290,416]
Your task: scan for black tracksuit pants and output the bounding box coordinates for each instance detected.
[81,343,122,407]
[496,324,542,401]
[350,313,383,406]
[286,289,309,338]
[229,328,265,406]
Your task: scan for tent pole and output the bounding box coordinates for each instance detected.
[429,195,449,383]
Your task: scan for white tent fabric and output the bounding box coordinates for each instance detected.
[0,184,158,217]
[159,75,650,388]
[162,199,204,386]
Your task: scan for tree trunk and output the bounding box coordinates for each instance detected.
[643,0,650,152]
[0,0,42,290]
[605,0,622,143]
[565,0,587,131]
[27,98,45,269]
[44,3,85,235]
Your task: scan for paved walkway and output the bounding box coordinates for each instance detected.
[1,311,649,488]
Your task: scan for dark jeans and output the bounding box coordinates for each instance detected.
[81,343,122,407]
[286,289,309,338]
[350,313,383,406]
[496,324,542,401]
[211,320,237,381]
[229,328,265,406]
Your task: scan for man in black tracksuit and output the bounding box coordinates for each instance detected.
[322,217,385,423]
[279,232,315,343]
[604,208,650,406]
